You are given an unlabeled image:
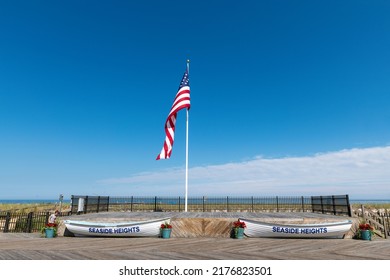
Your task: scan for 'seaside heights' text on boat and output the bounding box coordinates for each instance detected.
[63,217,170,237]
[239,218,352,239]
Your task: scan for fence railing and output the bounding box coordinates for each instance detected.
[312,195,352,216]
[0,211,70,233]
[352,205,389,239]
[1,195,351,233]
[70,195,109,214]
[70,194,351,216]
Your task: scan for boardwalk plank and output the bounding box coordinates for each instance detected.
[1,211,389,260]
[1,235,389,260]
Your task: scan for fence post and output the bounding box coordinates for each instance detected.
[346,194,352,217]
[251,196,254,212]
[348,203,353,218]
[97,196,101,213]
[179,196,181,212]
[320,196,324,214]
[45,212,50,224]
[70,195,74,214]
[227,196,229,212]
[276,196,279,212]
[154,196,157,212]
[301,196,305,212]
[332,195,336,215]
[26,212,33,233]
[202,196,205,212]
[383,215,388,239]
[130,196,133,212]
[385,209,389,238]
[84,196,89,214]
[4,212,11,233]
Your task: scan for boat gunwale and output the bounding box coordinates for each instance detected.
[63,217,171,228]
[239,218,352,228]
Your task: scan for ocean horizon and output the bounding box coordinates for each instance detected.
[1,198,390,205]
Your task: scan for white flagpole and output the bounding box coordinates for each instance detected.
[185,59,190,212]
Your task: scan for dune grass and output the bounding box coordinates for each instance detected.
[351,203,390,210]
[1,202,389,214]
[0,203,70,213]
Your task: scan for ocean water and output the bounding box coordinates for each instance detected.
[0,198,389,205]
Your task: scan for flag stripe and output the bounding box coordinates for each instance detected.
[170,87,190,114]
[157,70,190,160]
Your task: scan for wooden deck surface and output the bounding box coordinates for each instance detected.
[0,232,389,260]
[1,212,389,260]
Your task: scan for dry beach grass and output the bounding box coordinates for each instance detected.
[1,202,389,213]
[0,202,70,213]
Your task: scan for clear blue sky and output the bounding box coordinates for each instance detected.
[1,1,389,200]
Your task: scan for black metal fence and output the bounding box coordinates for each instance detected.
[1,195,351,233]
[70,194,351,216]
[312,195,352,216]
[70,195,109,214]
[0,211,70,233]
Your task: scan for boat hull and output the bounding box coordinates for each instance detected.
[239,218,352,239]
[63,218,170,237]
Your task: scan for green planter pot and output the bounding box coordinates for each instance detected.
[360,230,371,241]
[161,228,172,239]
[45,228,55,238]
[235,227,245,239]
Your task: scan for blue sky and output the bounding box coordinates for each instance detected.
[1,1,389,200]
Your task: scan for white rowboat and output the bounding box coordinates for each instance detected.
[239,218,352,239]
[63,217,170,237]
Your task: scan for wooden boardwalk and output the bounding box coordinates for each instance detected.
[0,232,389,260]
[1,211,389,260]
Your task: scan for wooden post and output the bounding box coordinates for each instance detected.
[386,209,389,239]
[26,212,33,233]
[4,212,11,233]
[45,212,50,224]
[348,203,353,218]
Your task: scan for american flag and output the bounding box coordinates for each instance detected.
[156,69,190,160]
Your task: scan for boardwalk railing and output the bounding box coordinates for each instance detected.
[70,194,351,216]
[2,195,351,233]
[70,195,109,214]
[353,205,389,239]
[0,211,71,233]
